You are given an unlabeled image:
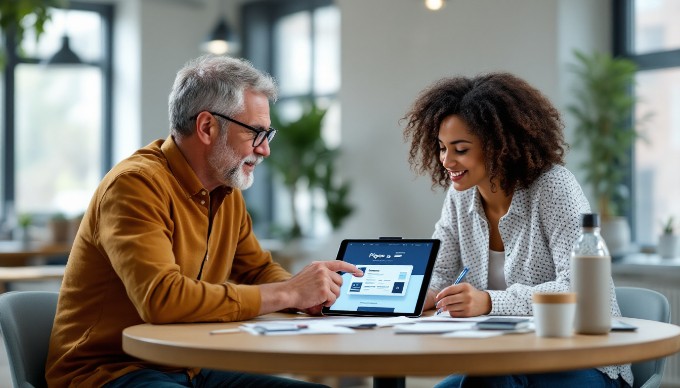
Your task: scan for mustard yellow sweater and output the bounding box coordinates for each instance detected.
[46,136,290,387]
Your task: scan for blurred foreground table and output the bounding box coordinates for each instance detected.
[0,265,66,292]
[0,240,71,267]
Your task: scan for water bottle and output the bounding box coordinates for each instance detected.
[571,213,611,335]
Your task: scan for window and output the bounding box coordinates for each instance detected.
[242,0,340,238]
[614,0,680,246]
[1,2,113,234]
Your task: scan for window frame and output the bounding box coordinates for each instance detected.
[613,0,680,244]
[1,1,114,221]
[240,0,336,238]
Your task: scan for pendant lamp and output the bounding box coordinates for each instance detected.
[47,35,82,65]
[45,10,83,65]
[202,0,240,55]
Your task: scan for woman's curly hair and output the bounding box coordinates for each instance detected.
[402,73,567,193]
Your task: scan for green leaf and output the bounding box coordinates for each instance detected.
[267,100,354,236]
[0,0,67,69]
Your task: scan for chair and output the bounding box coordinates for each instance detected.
[0,291,59,388]
[615,286,671,388]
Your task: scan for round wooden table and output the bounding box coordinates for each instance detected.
[123,316,680,387]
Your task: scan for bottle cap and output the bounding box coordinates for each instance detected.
[581,213,600,228]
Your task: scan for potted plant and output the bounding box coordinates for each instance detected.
[567,50,649,257]
[267,101,354,241]
[658,216,678,259]
[0,0,64,68]
[17,213,33,243]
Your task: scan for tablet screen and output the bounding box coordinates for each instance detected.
[322,239,440,317]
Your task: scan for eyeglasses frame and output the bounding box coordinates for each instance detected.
[190,111,276,147]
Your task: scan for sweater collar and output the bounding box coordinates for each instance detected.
[161,135,233,199]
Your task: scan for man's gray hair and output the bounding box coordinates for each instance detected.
[169,55,278,137]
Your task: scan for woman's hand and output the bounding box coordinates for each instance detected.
[435,283,492,317]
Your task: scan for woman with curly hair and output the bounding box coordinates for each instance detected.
[403,73,632,388]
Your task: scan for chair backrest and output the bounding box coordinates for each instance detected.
[0,291,59,388]
[615,286,671,388]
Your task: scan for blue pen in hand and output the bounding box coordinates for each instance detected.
[436,266,469,315]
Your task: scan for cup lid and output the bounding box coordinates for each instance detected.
[532,292,576,304]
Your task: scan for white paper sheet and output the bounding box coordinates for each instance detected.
[393,322,477,334]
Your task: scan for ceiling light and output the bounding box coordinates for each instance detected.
[424,0,446,11]
[201,1,240,55]
[45,10,83,65]
[47,35,83,65]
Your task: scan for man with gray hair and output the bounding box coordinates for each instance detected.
[46,55,361,387]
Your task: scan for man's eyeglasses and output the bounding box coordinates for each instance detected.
[191,111,277,147]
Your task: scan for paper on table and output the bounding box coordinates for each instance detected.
[393,322,476,334]
[416,315,488,322]
[241,322,355,336]
[239,316,416,335]
[442,330,505,338]
[327,316,414,328]
[255,316,414,328]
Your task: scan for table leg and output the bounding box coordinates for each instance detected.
[373,377,405,388]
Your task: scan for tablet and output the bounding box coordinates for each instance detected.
[322,238,440,317]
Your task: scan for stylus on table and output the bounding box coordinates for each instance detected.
[435,266,469,315]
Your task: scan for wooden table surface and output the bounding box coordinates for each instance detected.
[0,240,71,266]
[123,315,680,381]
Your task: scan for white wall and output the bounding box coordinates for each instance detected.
[334,0,610,247]
[108,0,610,252]
[109,0,239,161]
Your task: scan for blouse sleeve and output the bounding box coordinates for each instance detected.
[430,188,464,292]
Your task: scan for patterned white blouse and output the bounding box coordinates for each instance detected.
[429,164,632,385]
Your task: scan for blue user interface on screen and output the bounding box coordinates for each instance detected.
[327,241,433,314]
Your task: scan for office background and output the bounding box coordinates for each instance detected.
[30,0,609,251]
[2,0,680,387]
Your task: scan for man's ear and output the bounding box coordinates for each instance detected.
[194,111,216,145]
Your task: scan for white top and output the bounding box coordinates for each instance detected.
[487,250,506,290]
[429,164,631,384]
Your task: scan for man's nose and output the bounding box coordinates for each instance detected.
[254,138,271,157]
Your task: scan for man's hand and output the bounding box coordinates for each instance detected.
[434,283,491,317]
[259,261,363,315]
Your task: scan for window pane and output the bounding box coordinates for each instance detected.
[275,11,311,96]
[0,31,4,217]
[633,0,680,54]
[633,67,680,245]
[21,9,102,62]
[314,6,340,95]
[15,65,102,216]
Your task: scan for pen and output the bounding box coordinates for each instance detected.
[436,266,469,315]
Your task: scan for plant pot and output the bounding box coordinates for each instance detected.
[48,219,71,243]
[658,234,679,259]
[68,216,83,244]
[600,216,631,258]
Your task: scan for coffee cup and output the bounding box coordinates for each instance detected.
[532,292,577,338]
